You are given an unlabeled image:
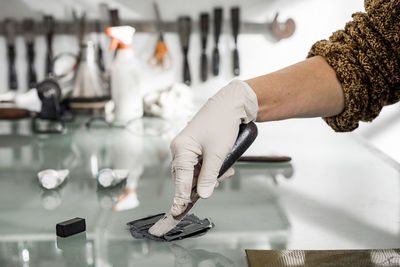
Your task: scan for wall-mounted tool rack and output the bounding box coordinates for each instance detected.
[0,13,295,40]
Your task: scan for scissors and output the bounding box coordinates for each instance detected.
[148,3,172,69]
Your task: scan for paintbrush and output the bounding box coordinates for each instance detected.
[148,122,258,237]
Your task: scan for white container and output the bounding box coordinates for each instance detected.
[97,168,129,188]
[106,26,143,126]
[37,169,69,189]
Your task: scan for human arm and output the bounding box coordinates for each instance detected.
[247,55,344,122]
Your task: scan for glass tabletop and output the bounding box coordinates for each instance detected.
[0,117,398,267]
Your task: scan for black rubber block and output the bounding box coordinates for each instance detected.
[56,217,86,238]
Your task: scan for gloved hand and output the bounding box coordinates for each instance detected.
[170,79,258,217]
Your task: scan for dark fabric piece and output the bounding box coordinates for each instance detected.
[308,0,400,132]
[127,213,214,242]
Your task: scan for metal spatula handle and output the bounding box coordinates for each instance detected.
[218,122,258,177]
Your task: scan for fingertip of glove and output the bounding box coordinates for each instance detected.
[170,203,185,217]
[225,167,235,178]
[197,185,214,199]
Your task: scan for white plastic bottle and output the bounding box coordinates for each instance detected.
[105,26,143,125]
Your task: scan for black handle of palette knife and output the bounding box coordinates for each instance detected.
[178,17,192,86]
[231,7,240,76]
[200,53,207,82]
[200,13,209,82]
[4,19,18,90]
[8,45,18,90]
[212,47,220,76]
[213,8,222,46]
[233,48,240,76]
[27,43,37,88]
[95,21,105,72]
[218,122,258,177]
[212,8,222,76]
[183,53,191,86]
[43,16,55,76]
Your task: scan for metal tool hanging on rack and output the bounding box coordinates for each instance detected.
[270,13,296,40]
[4,19,18,90]
[148,3,172,69]
[177,17,192,86]
[212,8,222,76]
[23,19,37,89]
[109,9,120,28]
[231,7,240,76]
[199,13,209,82]
[109,8,120,56]
[73,9,86,48]
[95,20,105,72]
[0,14,295,37]
[43,15,55,77]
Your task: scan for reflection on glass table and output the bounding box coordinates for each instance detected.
[0,164,292,266]
[1,118,399,266]
[0,117,293,266]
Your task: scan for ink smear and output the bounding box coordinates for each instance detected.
[127,213,214,242]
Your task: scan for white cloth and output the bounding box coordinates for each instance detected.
[143,83,194,120]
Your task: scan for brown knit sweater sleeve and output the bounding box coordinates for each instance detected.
[307,0,400,132]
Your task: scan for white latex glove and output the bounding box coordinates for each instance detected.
[170,79,258,217]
